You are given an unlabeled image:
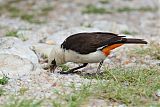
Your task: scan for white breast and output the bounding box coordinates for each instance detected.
[64,50,106,63]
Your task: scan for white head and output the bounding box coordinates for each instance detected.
[48,45,65,72]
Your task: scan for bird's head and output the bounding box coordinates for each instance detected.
[48,45,65,72]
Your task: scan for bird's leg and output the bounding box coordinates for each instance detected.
[60,63,88,74]
[96,60,104,73]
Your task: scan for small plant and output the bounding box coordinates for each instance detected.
[3,98,42,107]
[7,6,21,17]
[82,4,112,14]
[17,33,29,41]
[116,6,158,13]
[137,7,158,12]
[59,64,70,71]
[5,30,18,37]
[5,30,28,41]
[19,87,28,95]
[41,5,54,15]
[42,54,48,59]
[0,88,5,96]
[52,83,92,107]
[0,75,9,85]
[20,14,43,24]
[8,0,21,4]
[8,6,20,13]
[67,84,91,107]
[52,102,62,107]
[121,30,137,35]
[100,0,111,4]
[116,7,136,12]
[81,23,92,28]
[21,14,34,22]
[91,67,160,106]
[18,35,28,41]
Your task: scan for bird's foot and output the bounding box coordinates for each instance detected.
[59,70,82,74]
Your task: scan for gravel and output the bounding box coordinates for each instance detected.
[0,0,159,106]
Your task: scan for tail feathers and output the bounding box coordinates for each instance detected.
[123,38,148,44]
[100,36,147,48]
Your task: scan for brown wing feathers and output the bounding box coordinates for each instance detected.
[100,36,125,47]
[61,32,147,54]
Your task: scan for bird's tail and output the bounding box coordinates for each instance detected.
[101,36,147,53]
[123,38,147,44]
[100,36,147,49]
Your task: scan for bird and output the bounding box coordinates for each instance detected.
[47,32,147,74]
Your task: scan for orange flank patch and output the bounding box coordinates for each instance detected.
[102,44,123,56]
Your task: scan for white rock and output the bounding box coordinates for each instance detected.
[0,54,35,78]
[118,104,127,107]
[31,43,53,58]
[156,89,160,97]
[0,37,38,64]
[88,99,107,107]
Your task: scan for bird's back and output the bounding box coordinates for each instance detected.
[61,32,119,54]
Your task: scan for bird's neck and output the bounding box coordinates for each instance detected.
[49,45,66,65]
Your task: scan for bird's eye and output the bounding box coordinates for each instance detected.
[51,59,56,65]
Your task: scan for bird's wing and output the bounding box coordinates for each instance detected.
[61,32,122,54]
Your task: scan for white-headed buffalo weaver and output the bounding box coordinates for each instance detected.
[47,32,147,74]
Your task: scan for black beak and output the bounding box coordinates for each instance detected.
[49,64,57,73]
